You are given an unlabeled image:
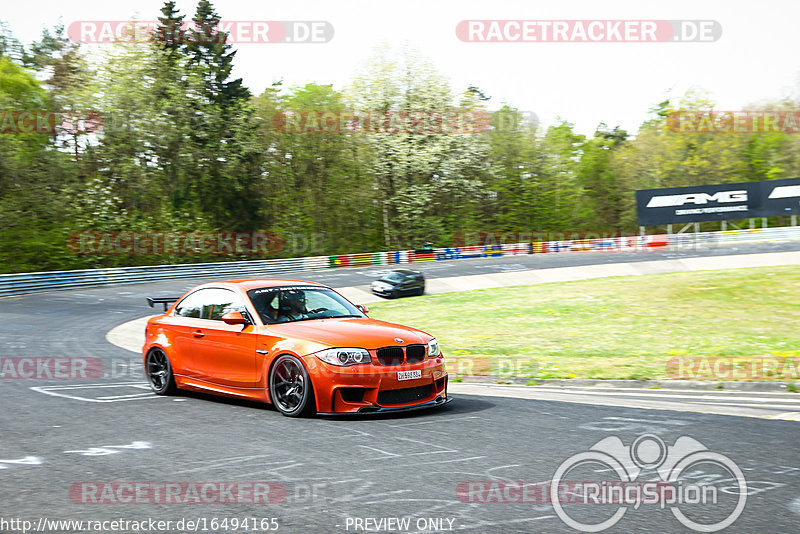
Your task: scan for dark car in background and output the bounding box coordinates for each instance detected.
[371,269,425,298]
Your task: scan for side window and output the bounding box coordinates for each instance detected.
[202,288,246,321]
[174,288,245,321]
[174,290,206,318]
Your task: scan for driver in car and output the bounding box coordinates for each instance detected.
[277,290,308,322]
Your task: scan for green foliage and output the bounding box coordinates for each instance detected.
[2,6,800,273]
[345,45,491,248]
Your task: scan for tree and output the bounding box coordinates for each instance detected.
[0,21,23,60]
[538,120,590,231]
[26,24,94,161]
[578,123,627,232]
[0,56,79,271]
[485,104,542,230]
[154,0,186,60]
[346,45,490,248]
[186,0,249,107]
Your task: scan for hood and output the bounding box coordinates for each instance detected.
[265,317,432,349]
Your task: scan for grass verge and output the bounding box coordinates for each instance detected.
[367,265,800,381]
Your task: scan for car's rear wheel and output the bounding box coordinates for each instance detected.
[269,355,316,417]
[146,348,177,395]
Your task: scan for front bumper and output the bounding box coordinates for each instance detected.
[303,355,448,413]
[371,287,395,297]
[318,394,453,416]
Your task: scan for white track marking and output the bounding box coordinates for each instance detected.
[30,382,159,402]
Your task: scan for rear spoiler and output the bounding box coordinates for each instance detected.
[147,296,180,312]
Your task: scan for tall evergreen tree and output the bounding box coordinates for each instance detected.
[187,0,249,107]
[154,0,186,61]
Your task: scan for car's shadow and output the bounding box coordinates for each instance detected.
[172,390,494,421]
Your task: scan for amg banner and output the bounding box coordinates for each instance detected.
[636,177,800,226]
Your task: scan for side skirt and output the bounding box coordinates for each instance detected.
[175,374,268,402]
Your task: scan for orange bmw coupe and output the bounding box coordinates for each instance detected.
[142,279,450,416]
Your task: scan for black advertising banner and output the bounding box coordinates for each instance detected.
[636,178,800,226]
[763,177,800,216]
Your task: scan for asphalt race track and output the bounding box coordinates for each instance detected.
[2,243,800,533]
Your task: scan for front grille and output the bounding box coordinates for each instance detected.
[377,384,433,405]
[376,347,404,366]
[406,344,426,363]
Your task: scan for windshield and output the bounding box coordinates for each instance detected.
[383,272,405,282]
[247,286,365,324]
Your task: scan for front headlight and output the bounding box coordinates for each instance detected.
[315,348,372,366]
[427,338,441,357]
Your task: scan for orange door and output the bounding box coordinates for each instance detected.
[171,287,260,387]
[169,317,206,379]
[191,322,259,387]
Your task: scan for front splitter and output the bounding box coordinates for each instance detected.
[317,395,453,416]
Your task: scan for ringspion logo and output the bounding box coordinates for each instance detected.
[551,434,747,532]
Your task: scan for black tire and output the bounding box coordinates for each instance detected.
[391,289,400,299]
[269,355,316,417]
[417,286,425,296]
[146,348,177,395]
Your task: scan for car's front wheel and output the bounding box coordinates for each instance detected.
[146,348,177,395]
[269,355,316,417]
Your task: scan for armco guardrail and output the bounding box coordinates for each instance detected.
[1,227,799,297]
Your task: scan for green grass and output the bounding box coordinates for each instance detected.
[367,266,800,381]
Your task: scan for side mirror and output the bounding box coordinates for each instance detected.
[356,304,369,315]
[221,311,247,325]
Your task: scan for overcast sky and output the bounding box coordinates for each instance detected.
[4,0,799,135]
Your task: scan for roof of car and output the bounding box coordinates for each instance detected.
[390,269,421,275]
[195,279,328,291]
